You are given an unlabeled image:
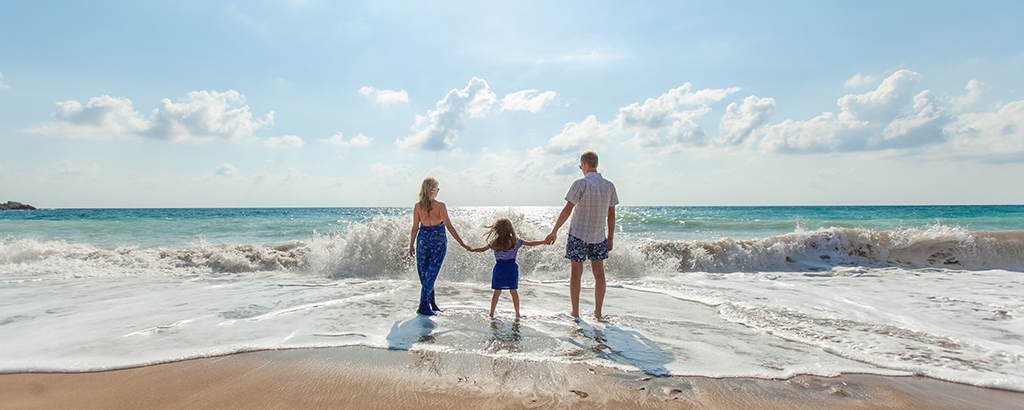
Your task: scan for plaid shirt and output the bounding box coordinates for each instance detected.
[565,172,619,244]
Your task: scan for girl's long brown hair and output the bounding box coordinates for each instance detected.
[418,178,438,213]
[485,218,518,252]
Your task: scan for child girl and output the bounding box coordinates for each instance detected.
[468,218,547,318]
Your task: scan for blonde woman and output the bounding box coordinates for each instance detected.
[409,177,469,315]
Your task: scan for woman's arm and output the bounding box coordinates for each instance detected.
[437,202,469,249]
[409,204,421,257]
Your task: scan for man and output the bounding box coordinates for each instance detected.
[545,151,618,319]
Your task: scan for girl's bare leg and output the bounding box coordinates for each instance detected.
[490,290,501,318]
[510,289,521,318]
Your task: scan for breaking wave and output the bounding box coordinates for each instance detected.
[2,215,1023,281]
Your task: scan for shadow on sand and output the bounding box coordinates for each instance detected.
[386,315,437,350]
[571,320,674,376]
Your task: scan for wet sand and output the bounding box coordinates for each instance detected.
[1,346,1020,410]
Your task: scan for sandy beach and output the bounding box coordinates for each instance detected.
[2,346,1020,410]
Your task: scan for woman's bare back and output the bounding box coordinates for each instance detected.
[416,201,445,227]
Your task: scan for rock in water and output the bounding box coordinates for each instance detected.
[0,201,37,210]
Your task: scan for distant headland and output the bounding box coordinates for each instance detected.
[0,201,36,210]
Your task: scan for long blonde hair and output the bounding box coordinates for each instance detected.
[484,218,518,252]
[418,178,438,212]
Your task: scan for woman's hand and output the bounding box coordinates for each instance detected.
[461,243,471,251]
[408,246,415,258]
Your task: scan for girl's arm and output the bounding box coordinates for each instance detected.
[438,202,469,250]
[467,245,490,252]
[409,204,421,257]
[522,240,548,247]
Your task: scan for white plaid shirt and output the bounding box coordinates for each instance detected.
[565,172,618,244]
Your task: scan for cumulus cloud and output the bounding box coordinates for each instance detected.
[214,164,239,177]
[26,90,274,143]
[617,83,740,151]
[0,72,9,90]
[844,73,878,88]
[263,134,305,150]
[718,95,776,145]
[358,86,409,106]
[320,132,372,148]
[944,100,1024,161]
[395,77,497,151]
[544,115,610,153]
[501,90,557,113]
[947,80,985,111]
[551,158,580,175]
[759,70,948,153]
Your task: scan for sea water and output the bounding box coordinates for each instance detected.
[1,206,1023,391]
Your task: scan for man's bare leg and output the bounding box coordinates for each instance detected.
[591,260,606,319]
[569,261,584,318]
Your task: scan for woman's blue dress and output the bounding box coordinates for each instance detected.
[415,223,446,315]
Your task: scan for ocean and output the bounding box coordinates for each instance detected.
[1,206,1022,391]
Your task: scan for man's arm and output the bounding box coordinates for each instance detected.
[545,201,574,244]
[607,206,615,252]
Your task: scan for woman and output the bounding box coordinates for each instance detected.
[409,177,469,315]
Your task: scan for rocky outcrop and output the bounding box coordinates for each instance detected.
[0,201,36,210]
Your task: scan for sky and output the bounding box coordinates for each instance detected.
[2,1,1023,207]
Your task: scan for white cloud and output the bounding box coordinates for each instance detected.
[844,73,878,88]
[214,164,239,177]
[57,160,98,176]
[944,100,1024,161]
[285,167,309,180]
[395,77,496,151]
[0,72,9,90]
[759,70,948,153]
[718,95,776,145]
[551,158,579,176]
[947,80,985,111]
[501,90,557,113]
[27,95,148,140]
[544,115,610,153]
[320,132,372,148]
[617,83,739,151]
[358,86,410,106]
[479,153,538,177]
[369,162,415,186]
[146,90,274,143]
[26,90,274,144]
[263,134,305,150]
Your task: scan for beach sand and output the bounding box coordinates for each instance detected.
[1,346,1020,410]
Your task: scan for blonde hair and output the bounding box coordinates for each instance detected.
[484,218,518,253]
[418,178,438,212]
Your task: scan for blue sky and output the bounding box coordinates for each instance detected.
[2,1,1023,207]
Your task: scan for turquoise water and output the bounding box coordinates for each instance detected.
[3,206,1023,249]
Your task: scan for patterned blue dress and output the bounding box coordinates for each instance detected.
[415,223,447,315]
[491,239,524,290]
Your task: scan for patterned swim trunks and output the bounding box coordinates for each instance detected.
[565,235,608,262]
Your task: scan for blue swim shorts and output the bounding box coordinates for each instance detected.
[565,235,608,262]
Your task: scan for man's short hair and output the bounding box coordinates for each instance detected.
[581,151,599,168]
